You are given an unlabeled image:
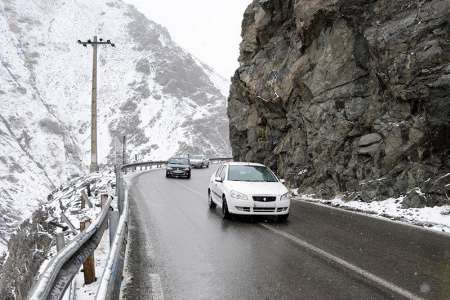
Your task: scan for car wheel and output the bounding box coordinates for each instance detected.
[222,197,231,220]
[186,172,191,179]
[166,173,170,178]
[208,191,216,209]
[278,214,289,223]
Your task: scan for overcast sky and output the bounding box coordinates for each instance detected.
[122,0,252,79]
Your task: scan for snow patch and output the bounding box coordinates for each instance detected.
[296,194,450,234]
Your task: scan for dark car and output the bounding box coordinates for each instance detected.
[166,157,191,179]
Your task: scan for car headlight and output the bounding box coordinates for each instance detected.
[184,167,190,171]
[280,193,289,202]
[167,167,173,170]
[230,190,248,200]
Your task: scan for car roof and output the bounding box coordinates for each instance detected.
[222,161,266,167]
[169,157,189,160]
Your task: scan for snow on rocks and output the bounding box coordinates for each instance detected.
[295,192,450,234]
[0,169,116,298]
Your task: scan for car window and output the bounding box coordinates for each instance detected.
[219,165,227,181]
[228,165,278,182]
[168,158,189,165]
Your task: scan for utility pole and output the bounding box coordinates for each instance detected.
[78,36,115,173]
[122,135,127,165]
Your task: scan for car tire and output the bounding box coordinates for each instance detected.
[166,173,170,178]
[278,214,289,223]
[208,191,216,209]
[186,173,191,179]
[222,197,231,220]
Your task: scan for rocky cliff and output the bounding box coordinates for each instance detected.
[229,0,450,206]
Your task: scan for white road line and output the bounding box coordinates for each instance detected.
[150,274,164,300]
[260,223,424,300]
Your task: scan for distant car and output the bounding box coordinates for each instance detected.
[166,157,191,179]
[190,155,209,168]
[208,162,290,221]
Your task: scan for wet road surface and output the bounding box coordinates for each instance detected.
[121,166,450,300]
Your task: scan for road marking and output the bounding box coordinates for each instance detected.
[260,223,424,300]
[150,273,164,300]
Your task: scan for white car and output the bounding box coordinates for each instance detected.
[190,155,209,168]
[208,162,290,221]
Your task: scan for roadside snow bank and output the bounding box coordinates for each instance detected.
[293,190,450,234]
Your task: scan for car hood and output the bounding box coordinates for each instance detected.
[225,181,288,196]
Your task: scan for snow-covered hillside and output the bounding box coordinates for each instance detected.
[0,0,230,253]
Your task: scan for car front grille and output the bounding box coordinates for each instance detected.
[253,196,276,202]
[253,207,276,212]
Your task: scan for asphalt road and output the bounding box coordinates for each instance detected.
[121,166,450,300]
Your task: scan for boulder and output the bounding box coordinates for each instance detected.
[359,133,382,147]
[402,188,430,208]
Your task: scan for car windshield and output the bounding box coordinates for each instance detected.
[168,158,189,165]
[227,165,278,182]
[191,155,203,159]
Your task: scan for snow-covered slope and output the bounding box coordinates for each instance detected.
[0,0,230,253]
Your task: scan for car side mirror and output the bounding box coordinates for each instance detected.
[280,179,286,184]
[215,176,223,183]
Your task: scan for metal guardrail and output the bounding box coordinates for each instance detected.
[28,197,112,300]
[28,157,232,300]
[121,157,233,173]
[96,181,129,299]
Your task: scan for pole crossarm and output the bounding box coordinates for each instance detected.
[77,39,115,47]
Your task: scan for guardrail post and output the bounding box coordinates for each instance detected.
[109,210,119,247]
[118,172,123,215]
[56,232,65,252]
[101,194,109,228]
[115,167,119,196]
[101,194,108,208]
[80,219,96,284]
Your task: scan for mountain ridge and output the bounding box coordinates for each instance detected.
[0,0,230,254]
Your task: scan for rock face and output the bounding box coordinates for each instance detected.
[229,0,450,206]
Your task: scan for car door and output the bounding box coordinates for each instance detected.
[211,165,223,203]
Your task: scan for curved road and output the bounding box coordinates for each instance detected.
[121,166,450,300]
